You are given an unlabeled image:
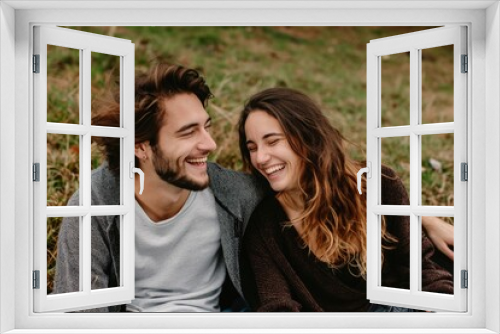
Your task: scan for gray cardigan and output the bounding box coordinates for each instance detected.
[54,163,266,312]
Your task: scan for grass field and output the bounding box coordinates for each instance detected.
[46,26,454,293]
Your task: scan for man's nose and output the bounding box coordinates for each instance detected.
[198,129,217,152]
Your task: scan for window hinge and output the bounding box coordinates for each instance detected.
[461,270,468,289]
[461,162,468,181]
[33,163,40,182]
[33,54,40,73]
[461,54,468,73]
[33,270,40,289]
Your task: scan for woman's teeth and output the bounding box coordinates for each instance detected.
[265,164,285,175]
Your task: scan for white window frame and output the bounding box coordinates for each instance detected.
[0,1,499,333]
[32,25,136,313]
[365,26,467,312]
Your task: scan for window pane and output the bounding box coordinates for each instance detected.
[47,45,80,124]
[422,216,454,295]
[91,136,121,205]
[91,52,121,127]
[381,215,410,290]
[47,133,80,206]
[421,134,454,206]
[381,52,410,127]
[421,45,454,124]
[91,216,121,290]
[381,137,410,204]
[48,216,81,294]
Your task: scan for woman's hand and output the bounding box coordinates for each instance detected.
[421,216,454,261]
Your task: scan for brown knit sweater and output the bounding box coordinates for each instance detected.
[240,168,453,312]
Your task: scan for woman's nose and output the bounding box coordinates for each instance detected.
[255,147,270,165]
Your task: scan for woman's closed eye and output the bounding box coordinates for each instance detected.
[247,145,257,152]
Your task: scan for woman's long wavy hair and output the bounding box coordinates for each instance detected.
[238,87,395,278]
[92,63,213,174]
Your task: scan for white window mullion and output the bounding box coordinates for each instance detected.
[82,48,91,207]
[91,126,130,138]
[453,26,468,309]
[374,123,454,138]
[46,124,130,140]
[409,47,420,295]
[415,48,424,292]
[120,57,127,288]
[81,132,91,294]
[78,49,84,209]
[33,26,48,311]
[365,42,380,300]
[82,214,92,294]
[46,206,88,217]
[372,126,411,138]
[413,123,454,135]
[122,50,135,292]
[78,216,84,292]
[46,206,130,217]
[376,215,383,288]
[412,206,454,217]
[373,205,454,217]
[81,47,92,295]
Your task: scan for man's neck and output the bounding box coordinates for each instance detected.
[134,173,191,222]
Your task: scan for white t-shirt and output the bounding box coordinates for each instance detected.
[126,188,225,312]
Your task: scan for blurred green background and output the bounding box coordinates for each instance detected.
[46,26,455,293]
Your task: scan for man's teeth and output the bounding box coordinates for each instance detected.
[187,157,207,164]
[265,164,285,175]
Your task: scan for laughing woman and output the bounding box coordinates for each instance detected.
[238,87,453,312]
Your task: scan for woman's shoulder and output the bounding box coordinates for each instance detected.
[380,165,409,206]
[245,194,284,235]
[381,164,398,178]
[251,194,281,221]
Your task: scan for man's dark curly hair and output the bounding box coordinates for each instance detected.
[92,63,213,174]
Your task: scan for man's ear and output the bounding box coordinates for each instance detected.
[135,141,150,161]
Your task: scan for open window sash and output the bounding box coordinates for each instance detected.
[366,26,467,312]
[33,26,135,312]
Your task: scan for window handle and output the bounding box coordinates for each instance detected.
[357,162,371,195]
[130,161,144,195]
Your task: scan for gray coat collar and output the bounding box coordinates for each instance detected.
[207,162,247,222]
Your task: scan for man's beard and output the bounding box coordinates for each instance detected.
[151,146,209,191]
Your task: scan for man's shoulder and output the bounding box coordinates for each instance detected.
[207,163,257,190]
[90,164,120,205]
[207,162,268,215]
[65,164,117,205]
